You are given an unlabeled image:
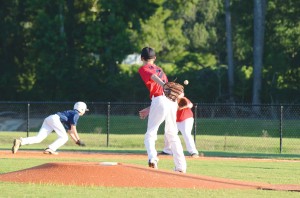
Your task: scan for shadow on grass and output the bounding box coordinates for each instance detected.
[202,151,300,159]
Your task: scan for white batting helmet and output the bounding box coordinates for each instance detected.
[74,102,89,113]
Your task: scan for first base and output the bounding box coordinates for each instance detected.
[99,162,118,166]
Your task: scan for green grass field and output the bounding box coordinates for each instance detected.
[69,115,300,137]
[2,131,300,155]
[1,132,300,197]
[76,115,300,154]
[5,113,300,155]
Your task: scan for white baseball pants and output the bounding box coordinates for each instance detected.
[145,95,186,172]
[163,117,199,155]
[20,114,68,151]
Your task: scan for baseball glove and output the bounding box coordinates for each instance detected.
[76,139,86,147]
[163,82,184,102]
[178,97,189,109]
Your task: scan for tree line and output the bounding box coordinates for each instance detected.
[0,0,299,104]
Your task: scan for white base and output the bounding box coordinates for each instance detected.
[99,162,118,166]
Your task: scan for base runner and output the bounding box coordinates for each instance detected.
[12,101,88,155]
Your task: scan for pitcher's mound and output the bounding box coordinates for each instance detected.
[0,162,299,191]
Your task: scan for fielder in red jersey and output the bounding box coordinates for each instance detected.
[176,97,194,122]
[162,96,199,158]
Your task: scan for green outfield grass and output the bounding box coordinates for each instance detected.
[64,115,300,138]
[9,114,300,155]
[1,183,299,198]
[1,132,300,156]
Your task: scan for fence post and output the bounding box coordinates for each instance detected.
[106,102,111,147]
[279,105,283,153]
[193,103,198,143]
[27,102,30,137]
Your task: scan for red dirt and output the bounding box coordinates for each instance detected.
[1,150,300,191]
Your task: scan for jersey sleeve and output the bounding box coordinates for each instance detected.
[138,66,152,83]
[71,112,80,126]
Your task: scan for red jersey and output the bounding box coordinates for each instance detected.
[139,63,168,99]
[176,98,193,122]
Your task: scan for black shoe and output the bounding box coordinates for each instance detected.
[148,159,158,169]
[159,151,171,155]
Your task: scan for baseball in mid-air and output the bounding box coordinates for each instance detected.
[184,80,189,85]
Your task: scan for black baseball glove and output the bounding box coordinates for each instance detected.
[76,139,86,147]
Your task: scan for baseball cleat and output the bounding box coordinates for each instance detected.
[191,153,199,158]
[148,159,158,169]
[158,151,171,156]
[174,168,186,173]
[43,148,58,155]
[12,139,22,154]
[175,170,185,173]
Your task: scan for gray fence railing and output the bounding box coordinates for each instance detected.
[0,102,299,154]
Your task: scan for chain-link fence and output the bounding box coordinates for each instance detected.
[0,102,299,154]
[195,104,300,154]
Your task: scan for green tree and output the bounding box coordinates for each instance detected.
[0,0,35,100]
[263,0,300,103]
[134,0,189,63]
[1,0,300,103]
[165,0,226,102]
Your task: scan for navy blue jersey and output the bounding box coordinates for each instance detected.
[56,110,80,130]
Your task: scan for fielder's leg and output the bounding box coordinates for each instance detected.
[21,116,53,145]
[46,114,68,153]
[177,118,199,157]
[165,98,187,173]
[145,96,166,168]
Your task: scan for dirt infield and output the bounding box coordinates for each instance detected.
[1,150,300,191]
